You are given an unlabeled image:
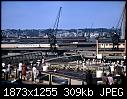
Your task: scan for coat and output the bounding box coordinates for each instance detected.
[22,64,26,76]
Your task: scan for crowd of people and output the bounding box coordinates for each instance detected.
[99,62,126,85]
[2,62,40,84]
[2,63,12,80]
[83,59,126,85]
[101,72,126,85]
[2,59,126,85]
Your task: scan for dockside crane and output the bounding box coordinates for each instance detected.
[47,7,62,53]
[111,3,126,51]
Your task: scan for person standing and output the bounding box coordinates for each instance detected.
[22,64,27,81]
[86,70,93,85]
[2,63,6,80]
[102,73,108,85]
[107,74,114,85]
[110,65,115,75]
[6,63,11,79]
[18,62,22,80]
[82,61,86,71]
[41,58,45,69]
[119,72,126,85]
[32,65,38,83]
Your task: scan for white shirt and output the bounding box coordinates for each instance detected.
[2,69,6,73]
[7,64,11,72]
[123,66,126,72]
[18,63,22,71]
[2,63,5,67]
[110,65,114,72]
[108,76,114,85]
[82,62,85,67]
[42,59,45,64]
[2,63,6,73]
[82,63,86,69]
[32,67,37,74]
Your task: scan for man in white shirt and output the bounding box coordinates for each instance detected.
[110,65,115,74]
[18,62,22,80]
[42,58,45,64]
[2,63,6,79]
[32,65,38,83]
[6,63,11,79]
[123,65,126,75]
[7,64,11,72]
[41,58,45,68]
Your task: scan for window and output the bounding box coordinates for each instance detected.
[106,44,108,46]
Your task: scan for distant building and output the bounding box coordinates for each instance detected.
[96,38,126,61]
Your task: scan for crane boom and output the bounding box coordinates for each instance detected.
[53,7,62,36]
[47,7,62,52]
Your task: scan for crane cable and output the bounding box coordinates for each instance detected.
[119,6,126,31]
[116,3,125,30]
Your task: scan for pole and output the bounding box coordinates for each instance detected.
[49,74,52,85]
[96,40,98,55]
[124,40,126,55]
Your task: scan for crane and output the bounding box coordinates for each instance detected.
[111,3,126,51]
[47,7,62,52]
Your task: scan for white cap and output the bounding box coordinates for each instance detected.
[2,63,5,67]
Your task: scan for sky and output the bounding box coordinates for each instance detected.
[1,1,126,29]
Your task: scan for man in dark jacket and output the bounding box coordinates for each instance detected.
[86,70,93,85]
